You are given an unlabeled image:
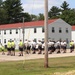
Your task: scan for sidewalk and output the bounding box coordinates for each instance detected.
[0,49,75,62]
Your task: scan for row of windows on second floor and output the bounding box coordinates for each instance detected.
[0,27,69,35]
[0,28,44,35]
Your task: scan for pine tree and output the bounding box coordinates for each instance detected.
[3,0,23,23]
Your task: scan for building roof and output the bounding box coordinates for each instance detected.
[72,26,75,31]
[0,19,58,30]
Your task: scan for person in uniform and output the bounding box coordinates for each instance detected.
[69,40,74,53]
[0,43,5,55]
[55,40,61,53]
[42,41,45,54]
[63,40,67,53]
[18,40,24,56]
[31,40,37,54]
[11,40,15,56]
[24,39,28,54]
[60,41,64,52]
[51,41,55,53]
[7,40,11,55]
[27,40,31,54]
[37,40,42,54]
[48,40,55,54]
[48,40,52,54]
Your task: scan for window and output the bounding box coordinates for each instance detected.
[52,38,54,41]
[0,39,1,43]
[42,27,44,32]
[0,31,1,35]
[59,27,62,33]
[16,29,18,34]
[66,38,69,44]
[42,38,44,43]
[4,39,6,43]
[66,28,68,33]
[10,30,12,34]
[42,38,44,41]
[4,30,6,34]
[59,38,62,42]
[22,29,24,34]
[52,27,55,33]
[34,28,36,33]
[34,38,37,42]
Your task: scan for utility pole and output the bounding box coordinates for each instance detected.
[22,17,24,43]
[44,0,48,68]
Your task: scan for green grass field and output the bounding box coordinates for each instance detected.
[0,56,75,75]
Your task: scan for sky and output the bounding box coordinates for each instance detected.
[21,0,75,15]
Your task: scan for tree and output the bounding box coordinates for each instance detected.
[48,6,60,19]
[30,14,38,21]
[60,1,69,11]
[38,13,44,20]
[20,12,32,22]
[0,0,8,25]
[0,7,8,24]
[0,0,2,6]
[60,9,75,25]
[3,0,23,23]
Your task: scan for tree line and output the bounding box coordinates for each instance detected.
[0,0,75,25]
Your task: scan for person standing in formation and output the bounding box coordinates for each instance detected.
[48,40,53,54]
[24,39,32,54]
[61,40,67,53]
[27,40,31,54]
[7,40,11,55]
[24,39,28,54]
[55,40,61,53]
[42,41,45,54]
[18,40,24,56]
[11,40,15,56]
[60,41,64,52]
[63,40,67,53]
[31,40,37,54]
[37,40,42,54]
[0,43,5,55]
[69,40,75,53]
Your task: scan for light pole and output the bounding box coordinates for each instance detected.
[22,17,25,43]
[44,0,48,68]
[2,30,3,45]
[18,27,21,41]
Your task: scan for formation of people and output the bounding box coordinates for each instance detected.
[0,39,75,56]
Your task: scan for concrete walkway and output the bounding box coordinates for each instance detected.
[0,49,75,62]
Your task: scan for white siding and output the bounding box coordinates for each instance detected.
[0,19,71,49]
[24,27,44,41]
[48,19,71,42]
[72,31,75,42]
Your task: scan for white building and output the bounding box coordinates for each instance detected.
[72,26,75,42]
[0,18,71,49]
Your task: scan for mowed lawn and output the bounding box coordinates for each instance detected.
[0,56,75,75]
